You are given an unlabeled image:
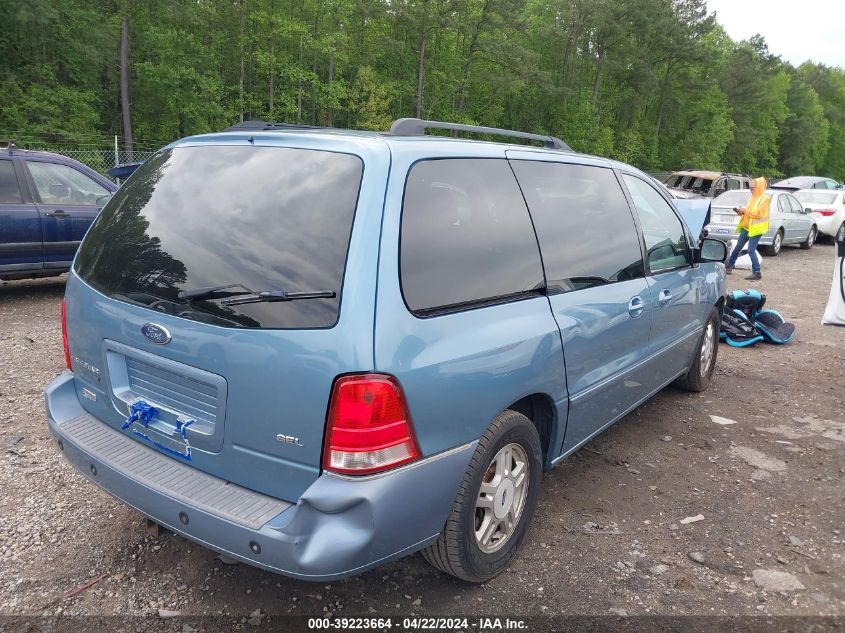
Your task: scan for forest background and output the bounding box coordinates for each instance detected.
[1,0,843,179]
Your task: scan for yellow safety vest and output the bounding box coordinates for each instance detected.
[737,194,770,237]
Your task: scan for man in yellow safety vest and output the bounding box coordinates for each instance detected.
[725,176,770,280]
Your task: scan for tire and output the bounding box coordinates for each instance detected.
[422,410,542,583]
[765,229,783,256]
[800,226,816,250]
[675,307,720,393]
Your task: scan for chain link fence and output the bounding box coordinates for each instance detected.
[23,148,158,179]
[4,140,158,179]
[52,149,157,176]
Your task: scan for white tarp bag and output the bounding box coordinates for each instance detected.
[822,241,845,326]
[727,239,764,270]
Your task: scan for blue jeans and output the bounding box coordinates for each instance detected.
[727,229,762,274]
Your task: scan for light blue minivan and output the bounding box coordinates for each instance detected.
[45,119,727,582]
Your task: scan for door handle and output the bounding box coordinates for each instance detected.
[659,289,673,306]
[628,296,645,318]
[45,209,69,217]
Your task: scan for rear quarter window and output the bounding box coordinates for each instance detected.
[400,158,545,315]
[74,145,363,329]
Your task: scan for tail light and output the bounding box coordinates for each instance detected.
[816,209,836,217]
[61,297,72,371]
[323,374,420,475]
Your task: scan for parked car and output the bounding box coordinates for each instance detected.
[770,176,842,191]
[46,118,727,583]
[706,189,818,255]
[795,189,845,242]
[107,161,143,181]
[0,144,117,281]
[663,170,751,199]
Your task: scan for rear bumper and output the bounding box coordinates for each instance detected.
[45,372,475,580]
[816,215,842,237]
[705,225,774,245]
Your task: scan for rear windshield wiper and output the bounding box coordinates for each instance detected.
[221,290,336,306]
[177,283,254,301]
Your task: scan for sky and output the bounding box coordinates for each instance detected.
[706,0,845,69]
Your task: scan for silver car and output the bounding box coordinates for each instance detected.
[706,189,818,255]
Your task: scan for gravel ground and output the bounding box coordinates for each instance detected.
[0,242,843,623]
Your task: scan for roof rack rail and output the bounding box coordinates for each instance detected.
[389,118,570,151]
[223,120,329,132]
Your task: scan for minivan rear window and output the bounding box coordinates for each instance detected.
[74,145,363,329]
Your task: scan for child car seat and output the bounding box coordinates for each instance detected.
[720,289,795,346]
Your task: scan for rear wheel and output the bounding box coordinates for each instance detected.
[675,307,720,392]
[422,410,542,583]
[800,226,816,250]
[766,229,784,256]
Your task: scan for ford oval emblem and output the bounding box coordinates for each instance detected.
[141,323,171,345]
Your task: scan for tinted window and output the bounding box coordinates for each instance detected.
[400,159,544,314]
[75,146,363,329]
[623,174,690,272]
[0,160,22,204]
[510,161,644,292]
[27,161,110,205]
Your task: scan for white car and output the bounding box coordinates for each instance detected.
[794,189,845,242]
[706,189,818,256]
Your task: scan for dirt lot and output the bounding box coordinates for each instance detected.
[1,242,843,624]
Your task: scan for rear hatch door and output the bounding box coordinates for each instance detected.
[65,137,387,501]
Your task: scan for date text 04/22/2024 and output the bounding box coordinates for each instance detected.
[307,617,528,630]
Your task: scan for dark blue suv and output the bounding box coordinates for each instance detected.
[0,145,117,281]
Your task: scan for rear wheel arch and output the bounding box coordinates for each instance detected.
[505,393,556,465]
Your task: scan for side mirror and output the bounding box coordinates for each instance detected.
[696,238,728,263]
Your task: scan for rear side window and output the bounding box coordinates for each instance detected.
[75,146,363,329]
[0,160,22,204]
[622,174,691,272]
[27,161,110,205]
[400,159,544,315]
[509,161,644,292]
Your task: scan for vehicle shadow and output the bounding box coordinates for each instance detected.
[0,275,67,300]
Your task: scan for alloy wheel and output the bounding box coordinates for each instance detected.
[474,443,530,554]
[700,320,716,377]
